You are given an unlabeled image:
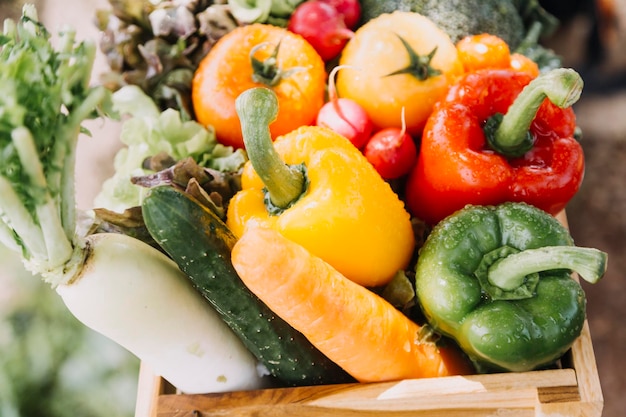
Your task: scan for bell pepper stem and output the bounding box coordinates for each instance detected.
[487,246,607,291]
[235,87,306,211]
[485,68,583,157]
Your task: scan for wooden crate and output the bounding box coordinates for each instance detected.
[133,212,604,417]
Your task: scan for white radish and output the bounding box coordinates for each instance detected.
[56,232,267,394]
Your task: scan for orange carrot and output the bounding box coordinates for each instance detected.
[231,226,474,383]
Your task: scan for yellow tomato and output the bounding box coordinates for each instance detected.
[336,11,464,135]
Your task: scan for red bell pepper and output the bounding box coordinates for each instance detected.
[405,68,585,225]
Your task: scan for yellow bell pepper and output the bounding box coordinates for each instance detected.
[227,87,415,287]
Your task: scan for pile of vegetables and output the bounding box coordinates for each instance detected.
[0,0,609,397]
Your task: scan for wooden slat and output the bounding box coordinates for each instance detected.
[150,369,578,416]
[135,363,173,417]
[568,320,604,416]
[556,210,604,417]
[157,391,542,417]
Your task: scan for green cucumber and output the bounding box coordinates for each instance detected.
[142,185,354,386]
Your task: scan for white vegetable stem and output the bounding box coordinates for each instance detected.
[56,233,267,394]
[11,127,73,268]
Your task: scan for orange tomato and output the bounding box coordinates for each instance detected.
[457,34,540,78]
[456,33,511,72]
[191,24,326,149]
[509,53,540,78]
[336,12,464,136]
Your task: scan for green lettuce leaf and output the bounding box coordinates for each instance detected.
[94,85,246,212]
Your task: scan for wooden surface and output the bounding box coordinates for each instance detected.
[155,370,579,416]
[134,211,604,417]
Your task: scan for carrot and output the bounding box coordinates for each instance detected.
[231,226,474,383]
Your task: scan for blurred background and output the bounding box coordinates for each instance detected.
[543,2,626,417]
[0,0,624,416]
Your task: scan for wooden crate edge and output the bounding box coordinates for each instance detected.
[555,210,605,414]
[135,362,173,417]
[140,368,583,416]
[570,318,604,408]
[135,342,600,417]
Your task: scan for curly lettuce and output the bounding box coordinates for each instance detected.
[94,85,246,212]
[95,0,241,117]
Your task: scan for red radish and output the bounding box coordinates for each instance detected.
[319,0,362,29]
[316,65,373,149]
[287,0,354,62]
[364,108,417,179]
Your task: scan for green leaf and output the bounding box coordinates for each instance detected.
[94,86,246,212]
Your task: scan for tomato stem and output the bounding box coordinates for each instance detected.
[484,68,583,158]
[384,33,441,81]
[250,41,305,87]
[235,87,307,213]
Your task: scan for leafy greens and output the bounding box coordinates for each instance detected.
[94,85,247,213]
[0,5,108,284]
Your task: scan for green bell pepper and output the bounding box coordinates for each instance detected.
[415,202,607,373]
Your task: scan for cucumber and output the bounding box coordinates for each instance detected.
[142,185,354,386]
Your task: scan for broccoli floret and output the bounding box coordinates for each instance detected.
[360,0,526,49]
